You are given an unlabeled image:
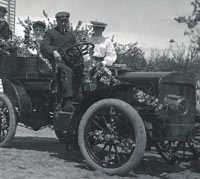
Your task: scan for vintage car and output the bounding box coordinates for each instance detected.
[0,42,199,176]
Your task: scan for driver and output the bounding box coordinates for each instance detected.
[41,11,76,112]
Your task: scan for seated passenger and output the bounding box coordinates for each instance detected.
[32,20,46,55]
[85,21,117,87]
[0,6,12,41]
[86,20,116,66]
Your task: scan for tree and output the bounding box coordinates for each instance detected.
[145,0,200,80]
[114,42,147,70]
[147,44,200,79]
[174,0,200,48]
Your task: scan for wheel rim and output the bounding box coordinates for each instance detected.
[156,139,200,163]
[84,106,136,168]
[0,100,10,143]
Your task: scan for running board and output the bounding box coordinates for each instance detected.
[53,111,73,132]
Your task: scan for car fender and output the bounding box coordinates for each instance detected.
[0,78,32,123]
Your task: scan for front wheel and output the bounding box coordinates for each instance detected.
[78,99,146,176]
[0,93,17,147]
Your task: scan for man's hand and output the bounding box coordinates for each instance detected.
[53,50,62,61]
[101,61,107,67]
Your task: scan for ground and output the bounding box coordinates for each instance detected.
[0,126,200,179]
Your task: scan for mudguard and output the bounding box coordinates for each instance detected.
[0,78,33,123]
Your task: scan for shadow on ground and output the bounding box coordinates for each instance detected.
[9,136,85,164]
[8,136,199,178]
[185,159,200,174]
[134,156,185,177]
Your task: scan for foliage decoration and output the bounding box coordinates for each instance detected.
[91,61,121,86]
[0,11,166,114]
[132,87,163,112]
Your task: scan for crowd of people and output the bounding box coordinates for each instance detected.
[0,6,117,112]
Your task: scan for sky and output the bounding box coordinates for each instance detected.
[15,0,193,55]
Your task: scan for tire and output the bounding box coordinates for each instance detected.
[55,130,66,144]
[156,141,176,164]
[78,98,146,176]
[0,93,17,147]
[156,139,200,164]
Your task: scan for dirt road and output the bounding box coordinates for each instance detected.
[0,126,200,179]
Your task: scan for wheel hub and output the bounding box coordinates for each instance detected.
[104,134,111,141]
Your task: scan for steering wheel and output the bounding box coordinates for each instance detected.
[66,42,94,58]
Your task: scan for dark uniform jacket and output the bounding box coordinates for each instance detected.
[0,21,12,40]
[41,26,76,61]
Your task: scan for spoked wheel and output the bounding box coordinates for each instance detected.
[78,99,146,176]
[156,139,200,164]
[0,93,17,147]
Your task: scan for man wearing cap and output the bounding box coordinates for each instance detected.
[0,6,12,40]
[41,11,76,112]
[86,20,116,66]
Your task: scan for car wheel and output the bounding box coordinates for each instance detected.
[78,98,146,176]
[156,138,200,164]
[0,93,17,147]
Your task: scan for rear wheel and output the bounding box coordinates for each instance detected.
[0,93,17,147]
[78,99,146,176]
[156,123,200,164]
[156,139,200,164]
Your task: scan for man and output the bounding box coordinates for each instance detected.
[41,11,76,112]
[0,6,12,40]
[86,20,117,66]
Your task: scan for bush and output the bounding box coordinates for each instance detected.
[114,42,147,70]
[147,44,200,80]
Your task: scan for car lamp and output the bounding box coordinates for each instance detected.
[164,94,188,115]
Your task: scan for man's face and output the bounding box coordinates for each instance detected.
[33,26,45,39]
[0,10,6,20]
[56,17,69,30]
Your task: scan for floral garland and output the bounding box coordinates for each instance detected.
[92,64,121,86]
[17,17,53,70]
[0,35,53,71]
[132,87,163,114]
[1,12,161,112]
[84,55,161,112]
[84,56,121,86]
[0,35,31,57]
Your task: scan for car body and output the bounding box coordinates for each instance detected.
[0,43,199,175]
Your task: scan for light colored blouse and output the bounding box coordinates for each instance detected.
[86,36,117,66]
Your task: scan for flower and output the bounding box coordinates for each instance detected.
[132,87,161,111]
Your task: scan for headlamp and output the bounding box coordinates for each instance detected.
[164,94,188,115]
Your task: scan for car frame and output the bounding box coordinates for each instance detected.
[0,42,199,176]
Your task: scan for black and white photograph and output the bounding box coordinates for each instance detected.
[0,0,200,178]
